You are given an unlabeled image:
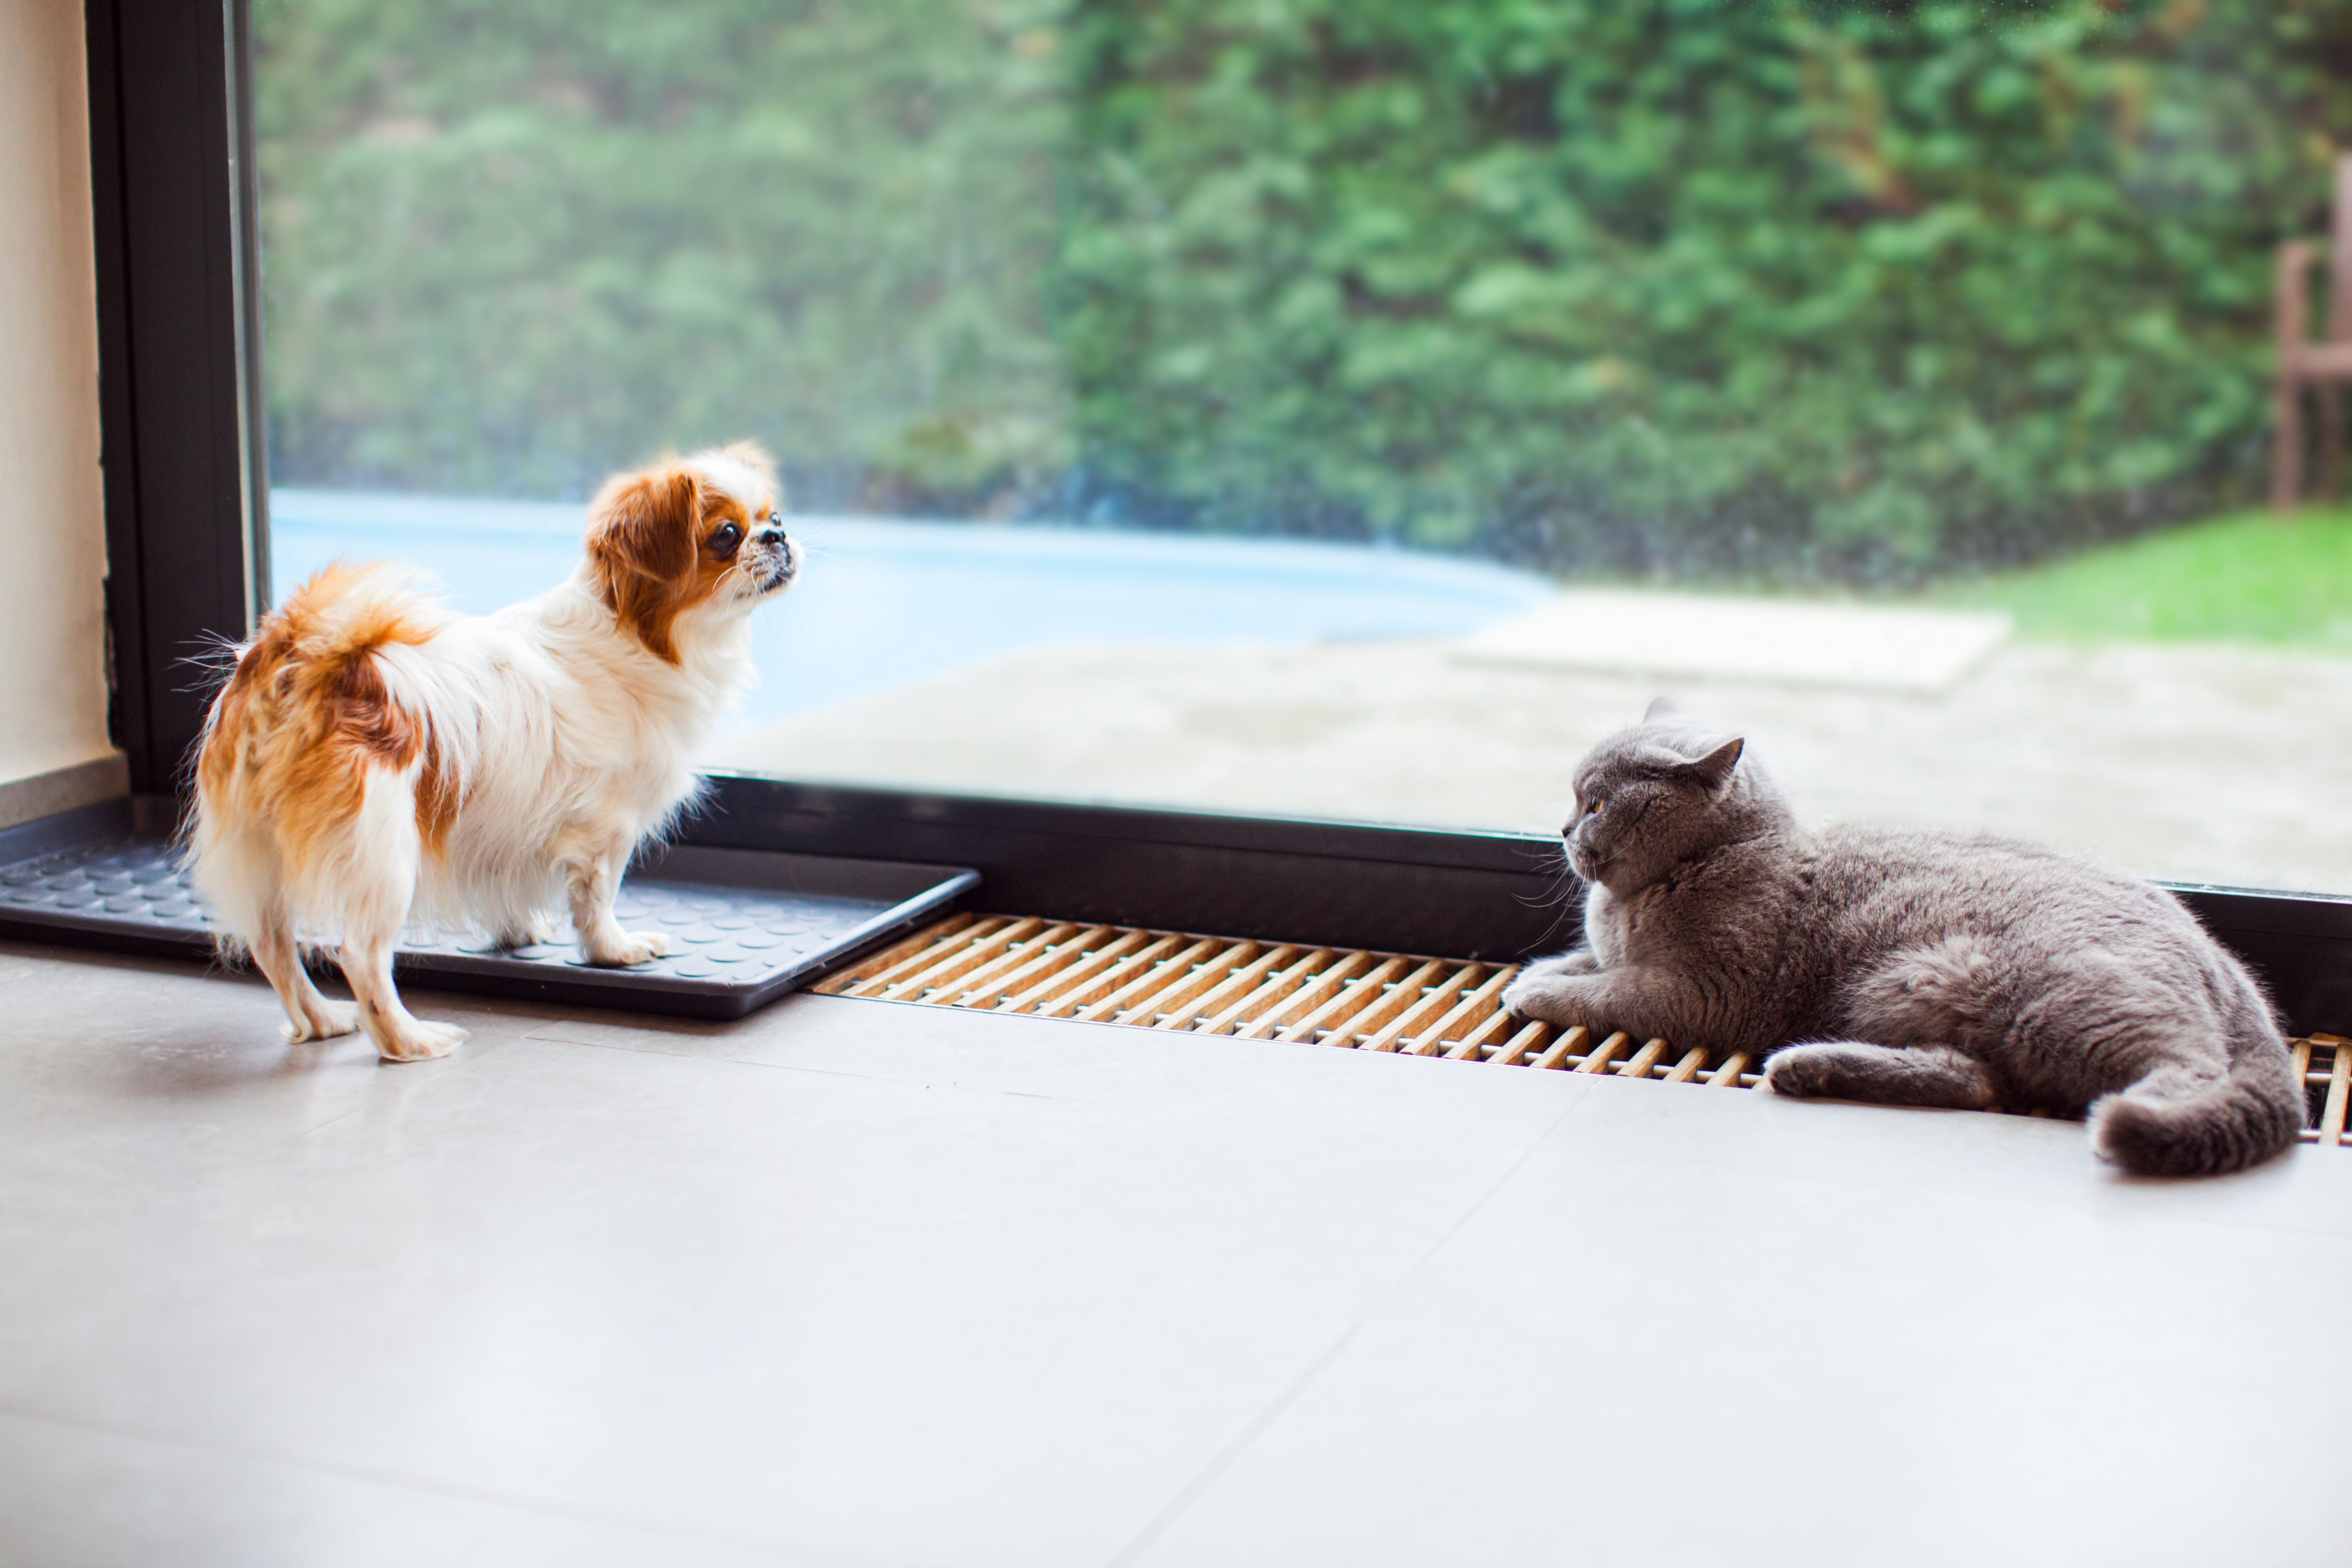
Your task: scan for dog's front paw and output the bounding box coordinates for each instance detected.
[586,931,674,967]
[376,1018,465,1063]
[1501,970,1595,1027]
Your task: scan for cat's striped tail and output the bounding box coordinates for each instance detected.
[2089,1046,2305,1178]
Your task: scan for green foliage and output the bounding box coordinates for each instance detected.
[254,0,1071,505]
[255,0,2352,580]
[1940,509,2352,647]
[1052,0,2352,579]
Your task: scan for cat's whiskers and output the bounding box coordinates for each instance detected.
[1511,838,1584,947]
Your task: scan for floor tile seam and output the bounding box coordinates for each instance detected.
[0,1401,898,1568]
[518,1028,753,1061]
[1547,1080,2352,1214]
[1099,1084,1598,1568]
[270,1035,541,1143]
[1524,1142,2115,1218]
[707,1047,1590,1144]
[517,1016,1594,1126]
[1518,1142,2352,1241]
[469,1030,804,1082]
[286,1103,371,1144]
[0,946,240,986]
[2085,1208,2352,1248]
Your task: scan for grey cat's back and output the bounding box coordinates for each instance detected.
[1807,822,2201,955]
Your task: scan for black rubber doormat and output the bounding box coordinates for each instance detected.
[0,801,976,1019]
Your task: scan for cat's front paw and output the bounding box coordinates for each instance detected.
[1501,970,1597,1027]
[1521,948,1601,979]
[1761,1044,1839,1098]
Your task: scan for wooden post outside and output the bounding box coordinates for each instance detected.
[2330,155,2352,336]
[2275,241,2314,512]
[2324,387,2343,505]
[2323,158,2352,502]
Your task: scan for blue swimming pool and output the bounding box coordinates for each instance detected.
[269,490,1557,723]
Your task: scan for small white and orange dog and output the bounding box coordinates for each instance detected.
[188,442,798,1062]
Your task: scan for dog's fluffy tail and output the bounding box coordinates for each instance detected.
[2090,1047,2305,1177]
[185,562,458,945]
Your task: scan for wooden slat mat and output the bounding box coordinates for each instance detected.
[2295,1033,2351,1148]
[818,914,2352,1146]
[814,913,1756,1085]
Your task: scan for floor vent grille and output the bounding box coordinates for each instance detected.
[824,913,1745,1087]
[2296,1034,2350,1147]
[819,914,2352,1146]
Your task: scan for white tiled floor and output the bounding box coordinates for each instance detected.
[0,939,2346,1567]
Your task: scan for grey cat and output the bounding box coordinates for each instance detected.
[1500,700,2304,1176]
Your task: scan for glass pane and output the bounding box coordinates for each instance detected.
[255,0,2352,893]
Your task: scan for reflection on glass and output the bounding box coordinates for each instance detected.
[254,1,2352,891]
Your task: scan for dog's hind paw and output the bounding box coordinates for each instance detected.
[282,999,360,1044]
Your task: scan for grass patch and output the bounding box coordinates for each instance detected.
[1936,509,2352,650]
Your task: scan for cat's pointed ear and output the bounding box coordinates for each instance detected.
[1643,695,1680,722]
[1682,736,1744,788]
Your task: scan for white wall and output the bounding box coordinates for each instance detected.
[0,0,112,794]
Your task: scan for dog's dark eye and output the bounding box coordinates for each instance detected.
[709,522,743,559]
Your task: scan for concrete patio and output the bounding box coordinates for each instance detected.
[713,632,2352,896]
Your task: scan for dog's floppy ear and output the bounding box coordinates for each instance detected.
[587,467,702,663]
[593,469,699,581]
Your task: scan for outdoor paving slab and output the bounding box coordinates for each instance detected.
[715,634,2352,893]
[1457,588,2011,691]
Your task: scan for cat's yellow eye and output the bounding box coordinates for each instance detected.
[1585,796,1604,814]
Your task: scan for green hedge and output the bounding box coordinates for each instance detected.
[254,0,1071,508]
[255,1,2352,581]
[1052,0,2352,580]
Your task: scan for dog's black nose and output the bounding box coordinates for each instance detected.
[757,527,787,549]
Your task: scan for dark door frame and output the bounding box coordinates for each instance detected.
[78,0,2352,1035]
[85,0,268,794]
